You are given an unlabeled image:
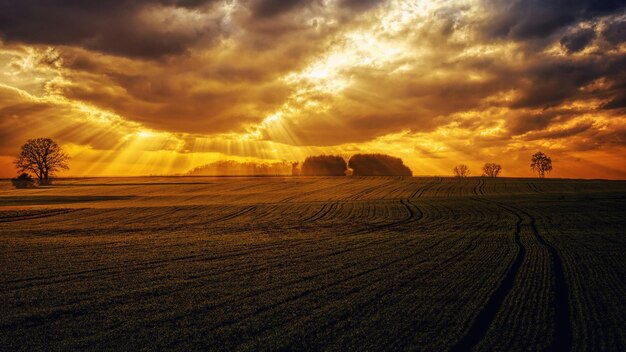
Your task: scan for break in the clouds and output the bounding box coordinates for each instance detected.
[0,0,625,178]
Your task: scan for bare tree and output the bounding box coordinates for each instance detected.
[453,164,470,178]
[482,163,502,177]
[530,151,552,178]
[15,138,70,184]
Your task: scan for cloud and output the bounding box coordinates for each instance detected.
[522,122,594,140]
[0,0,625,178]
[480,0,626,41]
[250,0,309,18]
[0,1,228,58]
[560,27,596,53]
[601,17,626,44]
[0,84,150,155]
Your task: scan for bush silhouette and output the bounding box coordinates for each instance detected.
[301,155,347,176]
[11,173,36,189]
[348,154,412,176]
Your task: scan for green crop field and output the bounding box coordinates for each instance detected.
[1,177,625,351]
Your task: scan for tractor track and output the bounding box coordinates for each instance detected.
[450,198,526,352]
[452,196,572,351]
[0,209,82,223]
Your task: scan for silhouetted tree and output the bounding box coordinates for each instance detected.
[15,138,69,185]
[482,163,502,177]
[11,173,35,189]
[531,151,552,178]
[301,155,347,176]
[348,154,412,176]
[453,164,470,178]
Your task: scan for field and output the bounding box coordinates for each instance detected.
[1,177,625,351]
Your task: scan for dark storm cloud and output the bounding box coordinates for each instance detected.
[508,112,560,136]
[481,0,626,40]
[249,0,386,18]
[602,18,626,44]
[560,27,596,53]
[510,53,626,109]
[338,0,386,11]
[250,0,309,18]
[0,0,218,58]
[602,92,626,109]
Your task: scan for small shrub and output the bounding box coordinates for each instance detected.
[11,173,36,189]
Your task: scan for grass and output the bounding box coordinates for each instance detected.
[0,177,624,351]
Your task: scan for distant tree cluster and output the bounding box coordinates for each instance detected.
[348,154,412,176]
[11,137,556,191]
[299,154,413,176]
[188,160,293,176]
[301,155,347,176]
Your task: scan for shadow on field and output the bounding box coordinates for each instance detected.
[0,196,136,206]
[43,182,213,187]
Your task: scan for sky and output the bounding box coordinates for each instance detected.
[0,0,625,178]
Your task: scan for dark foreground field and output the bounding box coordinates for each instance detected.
[1,177,625,351]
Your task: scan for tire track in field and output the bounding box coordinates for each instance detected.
[0,209,82,223]
[323,216,488,350]
[208,235,466,340]
[349,178,399,200]
[472,178,481,196]
[527,182,541,193]
[264,235,476,351]
[279,178,356,203]
[506,204,573,351]
[4,201,419,290]
[453,197,573,351]
[477,177,485,195]
[1,231,431,331]
[409,179,436,199]
[450,200,526,352]
[301,202,337,223]
[105,227,439,339]
[346,199,422,235]
[120,201,429,336]
[214,205,257,222]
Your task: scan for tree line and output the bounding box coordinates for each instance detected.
[10,138,554,188]
[296,154,412,177]
[452,152,552,178]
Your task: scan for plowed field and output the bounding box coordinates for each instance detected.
[1,177,624,351]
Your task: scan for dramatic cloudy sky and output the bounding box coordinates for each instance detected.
[1,0,625,178]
